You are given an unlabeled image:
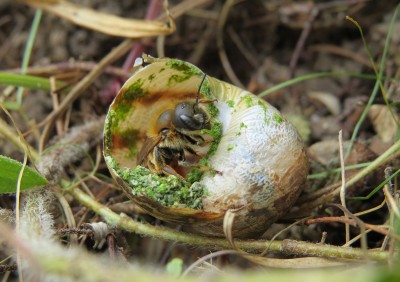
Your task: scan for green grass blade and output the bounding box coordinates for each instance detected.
[350,168,400,200]
[14,9,43,109]
[307,162,371,180]
[0,72,64,91]
[345,5,400,158]
[0,155,48,193]
[257,72,398,98]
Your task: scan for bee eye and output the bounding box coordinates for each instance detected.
[156,109,174,132]
[173,102,206,130]
[178,113,204,130]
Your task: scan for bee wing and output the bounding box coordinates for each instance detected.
[137,135,163,165]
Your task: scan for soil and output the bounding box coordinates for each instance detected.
[0,0,399,278]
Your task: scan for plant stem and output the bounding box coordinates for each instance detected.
[69,186,389,261]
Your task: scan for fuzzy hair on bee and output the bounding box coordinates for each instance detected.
[137,74,211,178]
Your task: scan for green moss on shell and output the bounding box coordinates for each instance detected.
[104,110,115,154]
[273,113,284,124]
[186,168,204,183]
[118,128,140,158]
[166,59,203,76]
[226,100,235,108]
[242,95,254,107]
[106,157,206,209]
[166,59,203,86]
[117,78,148,120]
[201,121,223,157]
[148,73,156,82]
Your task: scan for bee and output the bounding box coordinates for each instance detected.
[137,76,211,179]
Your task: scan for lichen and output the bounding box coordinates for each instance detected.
[105,157,206,209]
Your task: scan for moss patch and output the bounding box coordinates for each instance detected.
[273,113,284,124]
[166,59,203,86]
[118,128,140,158]
[200,79,212,100]
[199,79,219,118]
[166,59,203,76]
[226,100,235,108]
[257,100,271,124]
[106,157,206,209]
[186,168,204,183]
[148,73,156,82]
[104,110,115,153]
[241,95,254,107]
[201,120,223,157]
[117,78,148,121]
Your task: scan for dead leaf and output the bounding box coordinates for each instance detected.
[20,0,175,38]
[308,91,341,115]
[368,104,398,143]
[308,140,375,167]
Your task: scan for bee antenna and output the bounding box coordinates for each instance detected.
[194,73,207,112]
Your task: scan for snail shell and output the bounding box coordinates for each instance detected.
[104,55,308,238]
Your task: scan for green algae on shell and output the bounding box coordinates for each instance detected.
[105,157,206,209]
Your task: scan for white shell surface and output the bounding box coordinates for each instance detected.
[199,79,305,213]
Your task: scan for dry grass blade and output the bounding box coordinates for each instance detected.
[20,0,175,38]
[242,256,357,268]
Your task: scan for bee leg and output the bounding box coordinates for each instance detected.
[195,165,223,176]
[154,147,185,180]
[178,146,220,174]
[178,160,223,176]
[161,165,185,180]
[197,98,218,104]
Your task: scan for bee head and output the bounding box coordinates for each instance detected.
[172,102,207,131]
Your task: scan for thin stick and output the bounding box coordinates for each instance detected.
[338,130,350,243]
[68,186,389,261]
[28,39,135,136]
[15,147,28,281]
[288,6,318,79]
[305,217,389,237]
[217,0,244,88]
[291,140,400,217]
[182,250,239,277]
